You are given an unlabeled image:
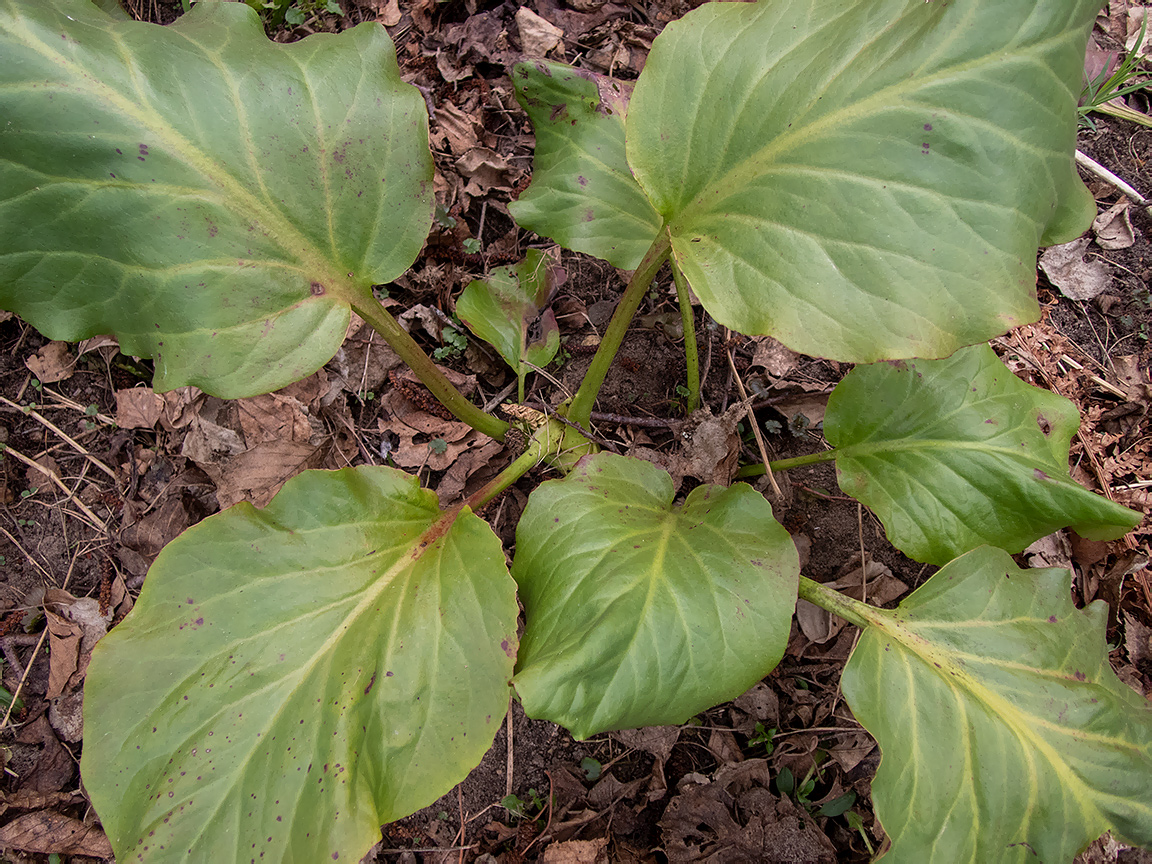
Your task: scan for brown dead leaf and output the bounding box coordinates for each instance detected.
[1039,237,1112,300]
[1092,199,1136,250]
[0,811,113,858]
[444,10,516,67]
[120,494,193,564]
[434,101,482,157]
[116,386,165,429]
[706,728,744,764]
[540,837,609,863]
[611,726,679,802]
[371,0,401,26]
[15,718,74,796]
[1127,6,1151,54]
[660,760,836,864]
[25,341,75,384]
[43,590,111,698]
[749,337,801,379]
[202,439,325,510]
[516,6,564,56]
[457,147,514,196]
[48,691,84,744]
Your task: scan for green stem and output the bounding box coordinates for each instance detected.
[797,576,880,630]
[736,448,838,479]
[670,262,700,414]
[463,438,544,512]
[353,298,509,441]
[566,230,671,427]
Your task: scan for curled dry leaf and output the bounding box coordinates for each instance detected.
[1092,199,1136,250]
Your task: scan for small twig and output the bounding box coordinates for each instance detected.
[1075,150,1148,204]
[724,345,782,498]
[858,503,867,606]
[1057,354,1129,399]
[505,701,514,798]
[0,396,117,481]
[519,770,555,858]
[589,410,681,430]
[1,443,108,533]
[0,527,54,582]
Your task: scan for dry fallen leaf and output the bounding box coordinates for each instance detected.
[540,837,609,864]
[1039,237,1112,300]
[516,6,564,56]
[0,811,113,858]
[1091,199,1136,250]
[25,341,75,384]
[115,386,165,429]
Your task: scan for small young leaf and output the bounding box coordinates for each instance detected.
[842,547,1152,863]
[819,791,856,818]
[456,250,561,399]
[0,0,433,398]
[509,61,662,269]
[82,467,518,863]
[825,344,1140,564]
[512,453,798,739]
[776,767,795,797]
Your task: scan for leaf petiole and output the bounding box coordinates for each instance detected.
[671,262,701,413]
[352,297,510,441]
[566,230,671,427]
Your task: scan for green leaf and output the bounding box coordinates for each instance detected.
[512,453,798,739]
[625,0,1096,361]
[842,547,1152,863]
[456,249,561,400]
[81,467,518,863]
[0,0,433,397]
[509,61,662,270]
[824,344,1140,564]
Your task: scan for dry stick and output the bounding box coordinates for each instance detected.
[0,396,117,481]
[858,503,867,606]
[1075,150,1148,204]
[0,443,108,534]
[505,703,515,798]
[41,387,116,427]
[724,346,782,499]
[0,527,54,582]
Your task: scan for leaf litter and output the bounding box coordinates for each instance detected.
[0,0,1147,861]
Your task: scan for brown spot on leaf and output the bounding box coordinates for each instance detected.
[311,281,324,296]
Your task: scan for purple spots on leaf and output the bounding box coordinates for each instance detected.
[578,175,587,187]
[1048,615,1058,623]
[924,123,932,131]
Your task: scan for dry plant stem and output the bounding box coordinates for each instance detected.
[1075,150,1148,204]
[0,443,108,533]
[670,263,701,413]
[724,344,782,498]
[566,230,672,427]
[797,576,877,631]
[352,297,509,441]
[0,396,116,481]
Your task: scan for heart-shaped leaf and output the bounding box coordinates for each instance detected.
[841,547,1152,863]
[81,467,518,864]
[824,344,1140,564]
[0,0,433,397]
[512,453,798,739]
[456,249,561,401]
[624,0,1096,361]
[509,61,662,269]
